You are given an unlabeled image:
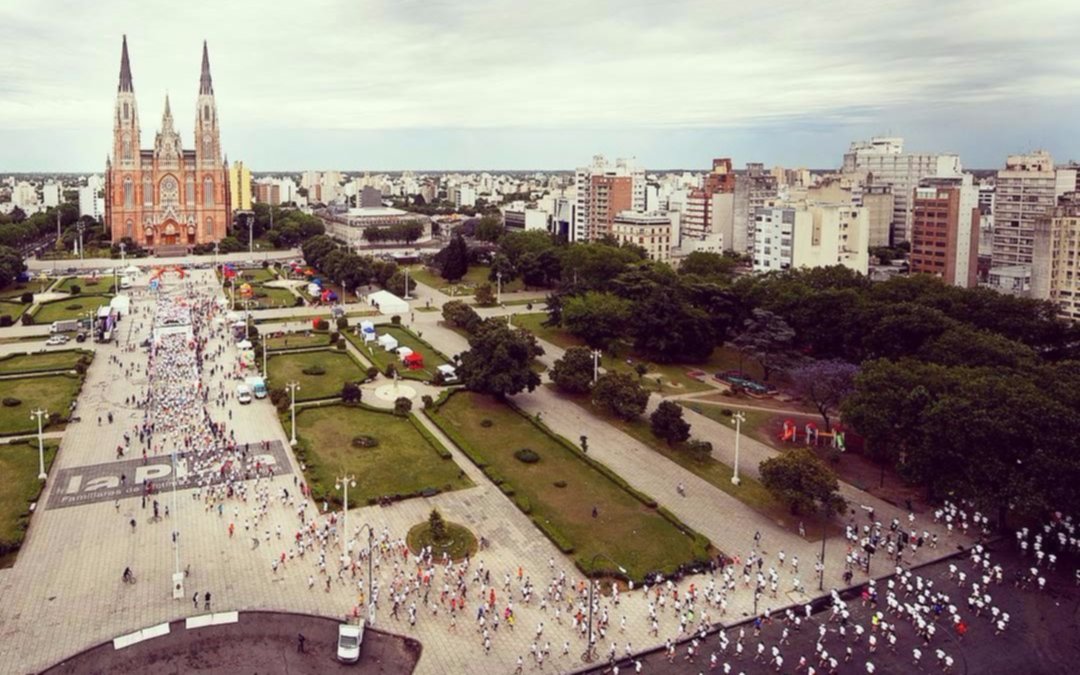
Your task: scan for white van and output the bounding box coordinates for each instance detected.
[236,384,253,404]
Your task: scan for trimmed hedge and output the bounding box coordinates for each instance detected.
[534,517,574,554]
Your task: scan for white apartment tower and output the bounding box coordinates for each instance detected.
[991,151,1076,268]
[753,203,869,275]
[842,137,961,244]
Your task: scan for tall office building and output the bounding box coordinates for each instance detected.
[910,174,980,288]
[842,137,961,244]
[574,155,645,241]
[683,158,736,243]
[1032,193,1080,321]
[991,151,1076,268]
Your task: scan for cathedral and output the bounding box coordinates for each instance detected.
[105,36,231,253]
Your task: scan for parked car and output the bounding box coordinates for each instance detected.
[337,622,364,663]
[46,335,68,346]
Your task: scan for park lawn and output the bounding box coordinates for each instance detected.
[32,295,113,324]
[0,350,87,375]
[266,349,365,401]
[348,326,449,382]
[293,404,471,506]
[428,391,711,581]
[0,300,28,319]
[0,440,58,564]
[409,265,523,295]
[265,332,332,351]
[229,285,297,310]
[680,401,778,448]
[54,277,108,294]
[236,268,278,284]
[514,313,711,394]
[0,374,81,435]
[0,285,35,300]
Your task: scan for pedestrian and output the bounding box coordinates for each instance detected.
[297,633,306,653]
[192,592,198,608]
[204,591,211,610]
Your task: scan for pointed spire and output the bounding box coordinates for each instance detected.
[118,35,134,92]
[199,40,214,95]
[161,93,174,130]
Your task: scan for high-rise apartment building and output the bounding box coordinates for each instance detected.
[1032,193,1080,321]
[228,160,252,212]
[732,163,778,254]
[683,158,736,242]
[752,203,869,274]
[42,183,61,208]
[842,137,961,244]
[990,151,1075,268]
[574,155,645,242]
[909,174,979,288]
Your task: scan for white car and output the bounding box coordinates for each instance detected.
[337,622,364,663]
[46,336,68,346]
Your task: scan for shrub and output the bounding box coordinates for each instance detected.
[313,319,329,331]
[294,296,305,307]
[302,365,326,376]
[351,435,379,448]
[384,363,397,378]
[553,480,568,488]
[2,397,21,407]
[19,292,32,304]
[0,315,11,327]
[721,408,733,416]
[336,317,348,330]
[685,439,713,463]
[394,396,413,416]
[514,494,532,514]
[391,315,402,325]
[69,284,81,295]
[365,366,379,381]
[341,381,362,404]
[269,387,288,411]
[422,394,434,409]
[21,313,34,326]
[336,341,346,350]
[65,304,81,310]
[514,448,540,463]
[479,418,493,428]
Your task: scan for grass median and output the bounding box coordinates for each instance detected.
[345,325,450,382]
[266,349,365,401]
[32,295,113,324]
[0,350,88,375]
[0,374,82,435]
[0,439,59,566]
[292,404,471,506]
[427,391,712,581]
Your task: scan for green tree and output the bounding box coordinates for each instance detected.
[458,320,544,398]
[789,359,858,431]
[442,300,482,334]
[394,396,413,416]
[385,270,415,297]
[341,381,362,404]
[428,508,447,542]
[561,292,631,349]
[650,401,690,445]
[732,308,798,380]
[630,289,716,363]
[550,346,595,394]
[474,283,497,307]
[678,251,737,279]
[440,235,469,282]
[759,448,846,516]
[474,216,505,242]
[0,246,27,288]
[592,372,649,420]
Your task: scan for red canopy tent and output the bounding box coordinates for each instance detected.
[403,352,424,370]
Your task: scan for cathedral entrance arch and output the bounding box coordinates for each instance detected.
[161,219,181,246]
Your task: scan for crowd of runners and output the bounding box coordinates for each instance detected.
[102,270,1078,673]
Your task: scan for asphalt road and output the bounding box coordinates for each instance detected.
[583,541,1080,675]
[43,612,420,675]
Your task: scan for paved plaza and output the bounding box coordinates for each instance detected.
[0,264,1000,674]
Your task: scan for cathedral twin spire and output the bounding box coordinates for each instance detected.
[115,35,215,124]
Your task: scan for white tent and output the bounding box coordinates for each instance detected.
[377,334,399,351]
[396,346,414,361]
[236,339,253,350]
[123,265,140,276]
[109,295,131,316]
[364,290,409,315]
[360,320,376,342]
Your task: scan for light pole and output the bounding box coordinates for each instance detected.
[286,381,300,446]
[357,523,376,625]
[119,241,126,264]
[591,349,602,384]
[818,503,828,591]
[335,475,356,551]
[496,271,502,304]
[262,340,268,377]
[583,553,626,663]
[730,410,746,486]
[244,298,251,339]
[213,241,219,268]
[76,221,85,261]
[403,267,411,300]
[30,408,48,480]
[171,444,183,599]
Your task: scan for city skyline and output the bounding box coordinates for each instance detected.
[1,0,1078,171]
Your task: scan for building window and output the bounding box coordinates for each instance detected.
[203,176,214,206]
[122,134,132,162]
[204,105,210,122]
[123,102,129,120]
[143,175,153,206]
[205,217,214,236]
[126,220,133,238]
[186,175,195,205]
[123,177,134,207]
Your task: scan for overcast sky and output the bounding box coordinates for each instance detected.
[1,0,1078,172]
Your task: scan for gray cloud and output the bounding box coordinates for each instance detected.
[0,0,1077,170]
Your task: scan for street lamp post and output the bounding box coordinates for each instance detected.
[30,408,48,480]
[583,553,627,663]
[286,381,300,446]
[262,340,268,377]
[244,298,251,339]
[171,444,183,599]
[119,242,126,264]
[403,267,411,300]
[212,242,219,268]
[496,271,502,304]
[335,475,357,552]
[76,221,85,261]
[731,411,746,485]
[357,523,376,625]
[591,349,602,384]
[818,503,828,591]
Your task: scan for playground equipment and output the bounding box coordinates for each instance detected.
[238,283,254,299]
[780,419,846,451]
